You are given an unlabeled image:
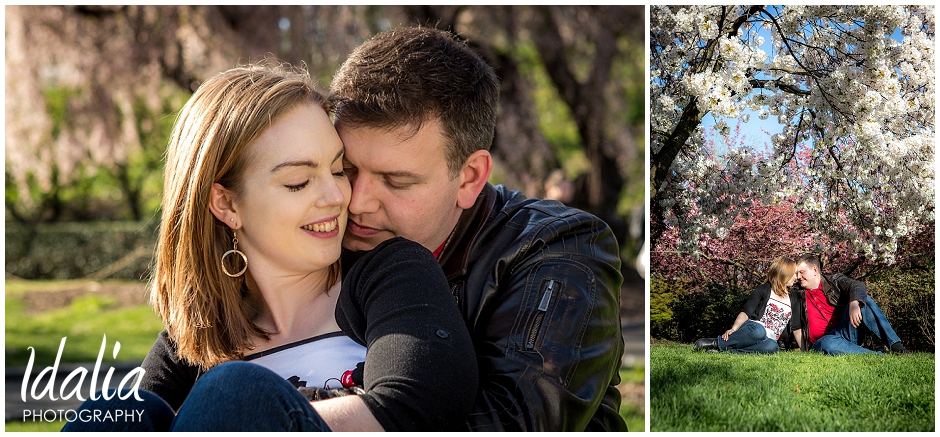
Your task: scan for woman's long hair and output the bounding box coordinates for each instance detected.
[767,256,797,297]
[149,63,340,370]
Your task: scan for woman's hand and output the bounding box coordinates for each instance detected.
[723,312,748,341]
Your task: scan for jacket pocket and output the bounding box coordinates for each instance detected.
[525,279,559,351]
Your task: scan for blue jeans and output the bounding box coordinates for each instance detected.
[61,361,331,432]
[811,295,901,355]
[716,320,779,354]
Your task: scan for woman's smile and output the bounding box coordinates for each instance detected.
[302,217,340,237]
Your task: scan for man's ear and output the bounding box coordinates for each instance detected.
[456,150,492,210]
[209,183,239,228]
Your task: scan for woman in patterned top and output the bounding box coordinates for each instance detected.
[693,256,803,354]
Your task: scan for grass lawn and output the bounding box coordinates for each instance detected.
[5,280,163,433]
[5,280,163,367]
[5,421,66,432]
[620,363,645,431]
[650,342,934,432]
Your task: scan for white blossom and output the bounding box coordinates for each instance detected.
[651,5,934,264]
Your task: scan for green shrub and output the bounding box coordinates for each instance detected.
[650,274,681,340]
[866,264,935,352]
[668,282,750,343]
[5,221,157,280]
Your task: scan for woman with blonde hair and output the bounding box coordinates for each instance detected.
[693,256,803,354]
[63,63,476,431]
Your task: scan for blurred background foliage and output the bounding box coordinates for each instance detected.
[5,5,646,282]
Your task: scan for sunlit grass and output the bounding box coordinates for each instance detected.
[620,363,645,431]
[5,281,163,367]
[5,420,66,432]
[651,343,934,431]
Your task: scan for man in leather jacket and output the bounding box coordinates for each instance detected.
[321,27,627,431]
[794,254,908,355]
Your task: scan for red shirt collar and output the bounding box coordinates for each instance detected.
[432,238,448,259]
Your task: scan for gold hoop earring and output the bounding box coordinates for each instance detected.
[221,229,248,277]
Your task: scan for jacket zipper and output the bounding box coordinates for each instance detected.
[526,280,555,350]
[451,283,461,308]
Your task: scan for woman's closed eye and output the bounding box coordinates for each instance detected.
[286,180,309,192]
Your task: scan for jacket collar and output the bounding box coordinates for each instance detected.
[820,273,835,294]
[803,273,832,294]
[438,183,497,281]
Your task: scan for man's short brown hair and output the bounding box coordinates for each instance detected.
[797,253,822,271]
[329,27,499,177]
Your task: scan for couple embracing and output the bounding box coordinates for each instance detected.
[694,254,909,355]
[63,26,626,432]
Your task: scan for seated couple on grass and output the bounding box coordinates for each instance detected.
[694,254,909,355]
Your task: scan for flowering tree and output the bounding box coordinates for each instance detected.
[650,123,935,345]
[7,6,645,243]
[655,125,844,287]
[650,5,934,265]
[5,6,390,222]
[6,6,250,221]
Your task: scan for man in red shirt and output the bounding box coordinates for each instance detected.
[795,254,909,355]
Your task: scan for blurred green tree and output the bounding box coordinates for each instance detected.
[5,5,645,266]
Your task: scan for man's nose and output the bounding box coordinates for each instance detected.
[348,173,380,215]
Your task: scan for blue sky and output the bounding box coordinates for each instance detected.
[701,109,784,153]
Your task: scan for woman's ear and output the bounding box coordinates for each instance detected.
[456,150,493,210]
[209,183,239,228]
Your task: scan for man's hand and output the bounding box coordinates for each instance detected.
[849,300,862,328]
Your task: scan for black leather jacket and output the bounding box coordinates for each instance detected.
[794,273,868,351]
[145,187,624,431]
[438,183,626,431]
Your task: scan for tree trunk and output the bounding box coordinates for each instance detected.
[529,6,638,245]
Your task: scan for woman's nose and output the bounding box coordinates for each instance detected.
[317,176,347,208]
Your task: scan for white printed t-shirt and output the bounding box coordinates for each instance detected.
[244,331,366,390]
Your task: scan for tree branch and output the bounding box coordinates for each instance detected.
[749,78,812,96]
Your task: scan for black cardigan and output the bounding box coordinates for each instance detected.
[740,282,803,334]
[139,237,478,431]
